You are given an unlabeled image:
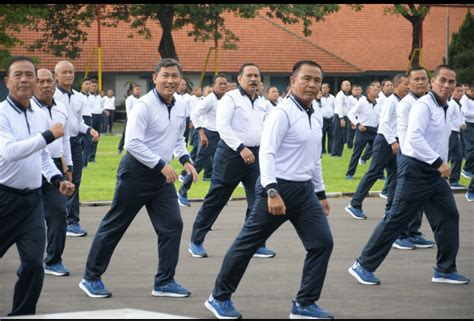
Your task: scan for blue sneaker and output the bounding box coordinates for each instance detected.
[461,169,474,179]
[466,192,474,202]
[345,175,354,180]
[152,279,190,298]
[44,262,70,276]
[409,235,435,248]
[344,205,367,220]
[189,241,208,258]
[177,192,191,207]
[204,294,242,319]
[66,223,87,237]
[348,260,381,285]
[290,300,334,319]
[79,279,112,298]
[392,237,416,250]
[432,269,470,285]
[253,246,276,258]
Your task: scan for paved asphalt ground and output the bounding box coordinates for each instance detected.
[1,194,472,319]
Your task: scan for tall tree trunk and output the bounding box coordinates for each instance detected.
[156,5,179,60]
[409,15,423,68]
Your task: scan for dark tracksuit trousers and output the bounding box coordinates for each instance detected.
[89,113,103,162]
[84,154,183,287]
[212,178,333,305]
[346,126,377,176]
[448,130,463,184]
[331,115,350,156]
[42,158,67,266]
[82,116,93,168]
[191,141,260,245]
[117,119,127,153]
[179,129,219,197]
[321,116,334,154]
[346,121,356,149]
[67,135,83,225]
[462,122,474,174]
[0,185,45,316]
[358,154,460,274]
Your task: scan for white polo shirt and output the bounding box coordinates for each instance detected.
[320,94,335,119]
[216,87,267,151]
[377,94,401,145]
[347,95,380,128]
[31,96,73,167]
[460,94,474,123]
[447,99,464,132]
[0,97,62,189]
[102,95,116,111]
[397,92,420,149]
[260,95,325,193]
[54,86,90,137]
[125,94,140,115]
[191,92,221,132]
[124,89,189,169]
[334,90,351,118]
[89,93,103,115]
[403,92,451,165]
[79,92,92,117]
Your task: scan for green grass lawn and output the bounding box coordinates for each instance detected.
[81,130,470,202]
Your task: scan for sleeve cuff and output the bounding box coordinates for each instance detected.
[41,130,56,145]
[67,165,73,173]
[86,127,92,135]
[179,155,191,166]
[237,143,245,152]
[50,174,65,189]
[316,190,327,201]
[265,183,278,193]
[432,157,443,169]
[154,159,166,171]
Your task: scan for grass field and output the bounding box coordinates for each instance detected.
[81,127,470,202]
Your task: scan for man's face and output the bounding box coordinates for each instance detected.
[291,64,322,105]
[213,77,228,97]
[35,69,55,103]
[382,81,394,95]
[133,86,142,97]
[267,87,280,103]
[5,60,36,102]
[153,65,181,99]
[227,82,237,92]
[55,62,74,88]
[352,86,362,97]
[395,77,410,98]
[408,69,429,96]
[238,66,260,95]
[178,79,187,95]
[81,80,91,93]
[195,87,202,97]
[367,85,379,100]
[90,83,98,94]
[107,90,114,97]
[321,84,330,96]
[341,81,351,93]
[431,68,456,102]
[451,86,463,101]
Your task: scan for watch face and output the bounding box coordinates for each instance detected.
[268,189,277,197]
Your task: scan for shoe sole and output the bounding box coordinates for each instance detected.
[177,201,191,207]
[151,290,190,298]
[344,206,367,220]
[45,269,70,277]
[450,186,466,190]
[66,232,87,237]
[348,267,380,285]
[289,313,333,319]
[252,253,276,258]
[204,300,241,319]
[461,172,473,179]
[379,194,388,200]
[432,277,470,285]
[188,248,208,258]
[413,243,435,249]
[78,282,112,298]
[391,243,415,250]
[466,196,474,202]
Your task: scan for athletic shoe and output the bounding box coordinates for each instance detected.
[461,169,474,178]
[348,260,380,285]
[79,279,112,298]
[466,192,474,202]
[379,191,388,200]
[66,223,87,237]
[392,238,416,250]
[205,294,242,319]
[177,192,191,207]
[44,262,70,276]
[253,247,276,258]
[450,182,466,190]
[152,280,191,298]
[432,269,470,285]
[359,159,366,165]
[409,235,435,248]
[178,174,187,182]
[189,242,208,258]
[345,175,354,180]
[289,300,334,319]
[344,205,367,220]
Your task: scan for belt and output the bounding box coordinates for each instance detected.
[0,183,41,195]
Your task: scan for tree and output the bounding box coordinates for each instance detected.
[384,4,430,68]
[448,10,474,83]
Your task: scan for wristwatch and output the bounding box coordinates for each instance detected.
[267,188,278,198]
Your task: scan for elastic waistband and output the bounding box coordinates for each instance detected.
[0,184,41,195]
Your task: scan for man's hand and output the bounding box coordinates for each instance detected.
[268,194,286,216]
[50,123,64,139]
[161,164,178,184]
[320,199,330,217]
[199,129,209,148]
[184,162,199,183]
[66,171,72,182]
[90,128,100,143]
[240,147,255,164]
[358,124,367,132]
[438,163,451,178]
[340,118,346,128]
[391,142,399,155]
[59,181,75,197]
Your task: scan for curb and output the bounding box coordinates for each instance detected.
[80,189,468,207]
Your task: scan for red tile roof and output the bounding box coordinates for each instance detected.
[7,4,470,74]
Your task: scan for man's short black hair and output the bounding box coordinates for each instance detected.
[292,60,323,76]
[213,73,229,84]
[431,64,455,79]
[239,63,260,76]
[407,66,429,78]
[155,58,183,75]
[5,56,36,77]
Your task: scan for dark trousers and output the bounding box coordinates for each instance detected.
[103,109,115,133]
[184,117,191,145]
[179,129,219,197]
[361,143,373,162]
[346,126,377,176]
[181,128,201,177]
[331,116,348,156]
[67,136,83,225]
[82,116,93,167]
[212,179,333,304]
[462,122,474,173]
[89,113,103,162]
[346,122,356,149]
[191,141,260,245]
[358,154,460,273]
[84,154,183,286]
[0,186,45,316]
[118,119,127,152]
[322,117,334,154]
[448,131,463,184]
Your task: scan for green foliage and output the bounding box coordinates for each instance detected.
[449,10,474,83]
